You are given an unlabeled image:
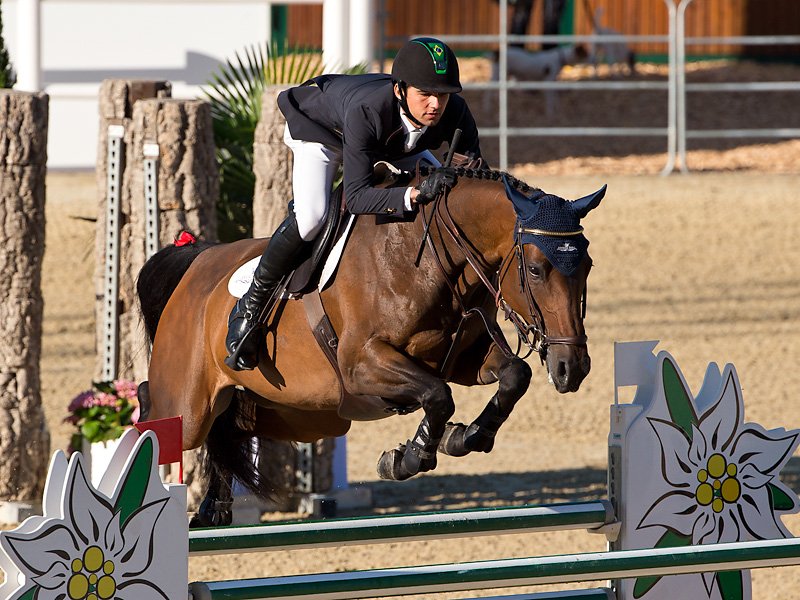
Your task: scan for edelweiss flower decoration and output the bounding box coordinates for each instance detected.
[0,430,187,600]
[634,358,800,599]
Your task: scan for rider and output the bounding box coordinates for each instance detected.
[225,37,484,370]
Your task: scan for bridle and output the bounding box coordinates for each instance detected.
[499,225,589,360]
[417,179,588,373]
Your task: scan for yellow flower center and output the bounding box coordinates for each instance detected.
[721,476,741,503]
[696,482,714,505]
[694,453,742,512]
[97,575,117,599]
[68,573,89,599]
[67,547,118,600]
[83,546,104,572]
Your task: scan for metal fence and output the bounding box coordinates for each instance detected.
[426,0,800,174]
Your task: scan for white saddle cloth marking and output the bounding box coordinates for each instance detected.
[227,213,357,298]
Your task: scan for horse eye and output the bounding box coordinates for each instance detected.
[528,264,544,280]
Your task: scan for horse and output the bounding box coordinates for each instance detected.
[136,165,605,525]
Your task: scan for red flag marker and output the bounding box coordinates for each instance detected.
[135,416,184,483]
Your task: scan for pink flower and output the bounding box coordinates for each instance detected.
[96,392,118,408]
[113,379,138,400]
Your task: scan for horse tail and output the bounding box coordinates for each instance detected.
[204,391,284,502]
[136,233,217,344]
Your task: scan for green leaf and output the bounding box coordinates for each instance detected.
[633,529,692,598]
[662,358,698,440]
[81,420,101,443]
[18,587,36,600]
[95,381,116,394]
[114,436,155,526]
[768,482,795,511]
[717,570,745,600]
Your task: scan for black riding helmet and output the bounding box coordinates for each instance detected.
[391,37,462,94]
[392,38,461,127]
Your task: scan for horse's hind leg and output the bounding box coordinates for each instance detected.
[440,345,532,457]
[189,467,233,528]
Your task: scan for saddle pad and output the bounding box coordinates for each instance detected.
[227,213,356,299]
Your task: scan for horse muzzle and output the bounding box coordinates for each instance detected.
[546,345,591,393]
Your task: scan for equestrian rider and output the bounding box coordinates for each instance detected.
[225,37,484,371]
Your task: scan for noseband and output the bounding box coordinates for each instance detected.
[418,181,588,368]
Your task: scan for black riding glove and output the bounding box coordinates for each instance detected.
[415,167,457,205]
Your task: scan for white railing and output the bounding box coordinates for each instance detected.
[416,0,800,173]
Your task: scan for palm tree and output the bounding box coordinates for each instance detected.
[204,41,365,241]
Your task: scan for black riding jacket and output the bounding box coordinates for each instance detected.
[277,73,482,216]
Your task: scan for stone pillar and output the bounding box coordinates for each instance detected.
[95,80,171,383]
[0,90,50,509]
[252,86,292,238]
[126,97,219,382]
[131,98,219,513]
[252,87,336,510]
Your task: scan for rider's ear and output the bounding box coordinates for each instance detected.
[393,83,401,100]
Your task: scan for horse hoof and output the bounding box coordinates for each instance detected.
[377,447,414,481]
[439,422,470,457]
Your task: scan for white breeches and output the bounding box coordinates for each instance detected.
[283,124,441,241]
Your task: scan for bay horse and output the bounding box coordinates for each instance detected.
[136,166,604,525]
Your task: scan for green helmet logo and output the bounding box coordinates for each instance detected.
[414,39,448,75]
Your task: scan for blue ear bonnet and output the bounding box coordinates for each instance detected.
[503,176,606,276]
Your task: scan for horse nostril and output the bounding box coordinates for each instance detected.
[557,360,568,380]
[581,355,591,375]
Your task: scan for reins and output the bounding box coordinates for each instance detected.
[416,170,588,373]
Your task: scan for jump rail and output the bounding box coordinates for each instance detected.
[188,501,614,556]
[189,537,800,600]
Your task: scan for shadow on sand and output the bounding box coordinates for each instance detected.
[344,468,608,516]
[344,457,800,517]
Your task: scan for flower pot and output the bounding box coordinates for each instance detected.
[81,437,126,488]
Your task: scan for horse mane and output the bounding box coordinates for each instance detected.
[418,164,540,196]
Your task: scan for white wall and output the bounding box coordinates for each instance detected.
[3,1,271,168]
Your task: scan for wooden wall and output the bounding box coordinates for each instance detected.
[286,0,800,59]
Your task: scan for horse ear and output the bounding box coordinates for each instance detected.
[570,184,607,218]
[503,175,540,221]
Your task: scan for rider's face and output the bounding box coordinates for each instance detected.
[395,84,450,126]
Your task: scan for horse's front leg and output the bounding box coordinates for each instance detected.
[440,340,532,457]
[343,339,455,481]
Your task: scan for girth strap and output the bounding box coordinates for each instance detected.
[303,290,420,421]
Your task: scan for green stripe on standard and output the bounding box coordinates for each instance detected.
[192,537,800,600]
[189,502,610,555]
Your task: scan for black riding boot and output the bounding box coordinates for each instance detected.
[225,213,310,371]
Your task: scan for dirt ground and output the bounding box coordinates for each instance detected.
[31,60,800,598]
